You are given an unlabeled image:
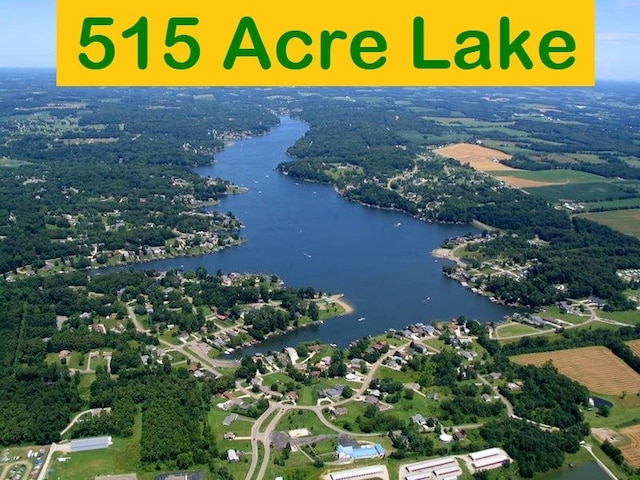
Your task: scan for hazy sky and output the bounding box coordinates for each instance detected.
[0,0,638,81]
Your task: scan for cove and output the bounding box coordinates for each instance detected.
[125,116,515,354]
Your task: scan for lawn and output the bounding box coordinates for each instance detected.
[496,322,544,338]
[208,399,255,440]
[577,209,640,240]
[265,450,320,480]
[68,351,89,369]
[583,392,640,430]
[374,365,420,384]
[597,309,640,325]
[323,400,369,432]
[275,410,335,436]
[159,329,181,345]
[90,356,108,370]
[47,413,142,480]
[79,373,96,401]
[389,390,442,423]
[542,305,587,325]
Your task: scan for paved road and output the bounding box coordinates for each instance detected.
[243,343,408,479]
[477,375,514,417]
[60,408,110,436]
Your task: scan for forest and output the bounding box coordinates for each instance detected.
[0,73,278,274]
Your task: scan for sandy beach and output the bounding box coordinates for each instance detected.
[432,247,466,267]
[330,294,355,315]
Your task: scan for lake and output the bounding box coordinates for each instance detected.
[128,116,515,353]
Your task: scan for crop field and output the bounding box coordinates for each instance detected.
[434,143,515,171]
[526,181,637,203]
[627,340,640,357]
[511,346,640,395]
[583,198,640,211]
[576,209,640,239]
[621,425,640,469]
[491,169,608,189]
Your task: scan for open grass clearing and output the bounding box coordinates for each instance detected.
[541,305,587,325]
[496,322,542,338]
[264,450,320,480]
[577,209,640,240]
[597,309,640,325]
[79,373,96,400]
[208,398,254,440]
[0,157,30,167]
[275,409,334,437]
[422,116,514,128]
[512,346,640,396]
[374,365,421,384]
[468,125,532,138]
[47,413,143,480]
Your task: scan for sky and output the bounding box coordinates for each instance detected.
[0,0,638,81]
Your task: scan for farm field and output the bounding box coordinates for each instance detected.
[492,169,607,185]
[434,143,514,171]
[627,340,640,357]
[576,209,640,239]
[620,424,640,469]
[511,346,640,396]
[583,198,640,211]
[525,181,637,203]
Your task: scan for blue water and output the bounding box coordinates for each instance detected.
[124,116,516,353]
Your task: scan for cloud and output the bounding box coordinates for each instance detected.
[617,0,640,6]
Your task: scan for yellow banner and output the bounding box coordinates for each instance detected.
[57,0,594,86]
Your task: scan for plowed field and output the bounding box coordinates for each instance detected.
[512,346,640,395]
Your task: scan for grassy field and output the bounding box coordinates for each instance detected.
[208,399,255,440]
[496,322,543,338]
[0,157,29,167]
[78,373,96,400]
[541,305,587,325]
[373,365,421,384]
[577,209,640,239]
[512,346,640,396]
[275,410,335,436]
[597,309,640,325]
[48,414,143,480]
[264,450,321,480]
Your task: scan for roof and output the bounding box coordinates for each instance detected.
[70,436,112,452]
[336,444,385,459]
[329,466,385,480]
[222,414,238,426]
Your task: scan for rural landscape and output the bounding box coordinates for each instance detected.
[1,69,640,480]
